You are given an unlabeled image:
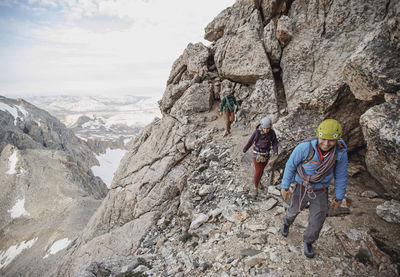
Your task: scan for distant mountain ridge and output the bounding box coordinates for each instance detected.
[0,96,107,276]
[24,95,161,127]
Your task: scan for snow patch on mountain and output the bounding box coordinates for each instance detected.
[0,102,28,125]
[7,150,18,175]
[8,198,30,219]
[0,238,37,269]
[92,148,127,188]
[43,238,71,259]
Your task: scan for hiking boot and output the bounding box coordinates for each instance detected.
[303,242,315,258]
[280,223,289,237]
[253,188,258,196]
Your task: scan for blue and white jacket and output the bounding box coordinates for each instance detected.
[281,138,348,200]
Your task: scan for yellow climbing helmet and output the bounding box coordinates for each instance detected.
[316,119,342,140]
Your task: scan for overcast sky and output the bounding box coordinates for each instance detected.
[0,0,235,98]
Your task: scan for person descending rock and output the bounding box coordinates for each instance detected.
[280,119,348,259]
[243,117,278,196]
[219,87,240,136]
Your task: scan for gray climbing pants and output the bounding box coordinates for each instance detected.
[283,183,329,244]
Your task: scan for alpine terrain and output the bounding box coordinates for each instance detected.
[1,0,400,276]
[0,96,108,276]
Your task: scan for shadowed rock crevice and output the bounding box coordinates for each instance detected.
[324,84,383,151]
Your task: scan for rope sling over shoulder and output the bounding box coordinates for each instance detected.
[223,95,234,111]
[295,137,339,212]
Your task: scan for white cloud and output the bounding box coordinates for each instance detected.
[0,0,236,96]
[40,0,58,8]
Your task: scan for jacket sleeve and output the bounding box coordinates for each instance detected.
[271,130,279,154]
[219,97,225,112]
[333,151,348,200]
[281,144,306,189]
[243,130,257,153]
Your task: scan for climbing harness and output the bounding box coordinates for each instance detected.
[297,182,316,212]
[255,154,267,163]
[295,138,339,212]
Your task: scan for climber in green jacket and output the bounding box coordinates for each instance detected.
[219,87,240,136]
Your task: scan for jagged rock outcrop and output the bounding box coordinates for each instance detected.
[0,96,107,276]
[360,97,400,199]
[53,0,400,276]
[343,8,400,101]
[214,10,273,83]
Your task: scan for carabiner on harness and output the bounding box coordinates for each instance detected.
[298,181,317,213]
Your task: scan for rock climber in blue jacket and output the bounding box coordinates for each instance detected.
[280,119,348,258]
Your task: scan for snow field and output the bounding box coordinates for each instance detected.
[0,238,38,269]
[43,238,71,259]
[7,150,18,175]
[8,198,30,219]
[91,148,127,188]
[0,102,28,125]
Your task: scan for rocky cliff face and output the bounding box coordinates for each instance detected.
[0,96,108,276]
[53,0,399,276]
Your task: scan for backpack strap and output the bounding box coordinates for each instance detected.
[253,129,261,145]
[224,95,234,110]
[303,142,315,164]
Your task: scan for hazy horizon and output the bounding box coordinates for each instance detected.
[1,86,164,99]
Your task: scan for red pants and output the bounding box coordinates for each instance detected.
[224,110,235,132]
[253,156,268,187]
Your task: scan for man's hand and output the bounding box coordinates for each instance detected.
[329,197,342,211]
[281,188,292,200]
[219,112,223,116]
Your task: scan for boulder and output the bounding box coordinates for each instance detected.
[160,43,211,114]
[214,10,273,84]
[276,15,293,47]
[376,200,400,223]
[263,21,282,65]
[260,0,286,22]
[170,82,213,117]
[281,0,389,113]
[204,7,231,42]
[240,78,279,124]
[159,80,193,113]
[360,97,400,199]
[183,43,210,76]
[343,17,400,101]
